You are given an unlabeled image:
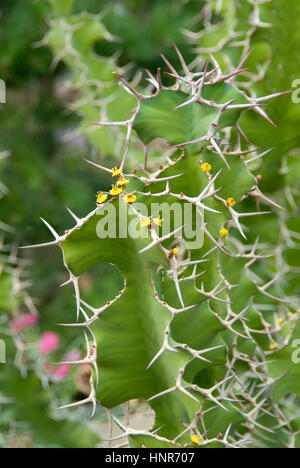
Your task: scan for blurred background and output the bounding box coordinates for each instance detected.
[0,0,299,447]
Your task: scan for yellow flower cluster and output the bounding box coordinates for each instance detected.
[112,166,121,177]
[227,197,236,207]
[96,166,137,205]
[110,185,123,196]
[96,192,108,204]
[111,167,125,196]
[190,435,203,445]
[117,176,129,187]
[172,247,180,256]
[140,218,151,227]
[219,228,229,238]
[124,193,137,204]
[153,217,162,227]
[201,162,212,173]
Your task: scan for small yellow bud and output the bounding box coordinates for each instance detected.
[117,177,129,187]
[112,166,121,177]
[220,228,229,238]
[227,197,236,207]
[124,193,137,204]
[191,435,202,445]
[96,192,108,204]
[269,342,278,351]
[140,218,151,227]
[278,317,284,325]
[172,247,179,256]
[201,162,212,173]
[110,185,123,196]
[153,217,162,227]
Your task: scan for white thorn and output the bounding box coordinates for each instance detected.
[40,218,60,240]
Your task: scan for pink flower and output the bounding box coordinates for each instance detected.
[42,363,70,380]
[39,331,59,355]
[53,364,70,379]
[12,313,38,332]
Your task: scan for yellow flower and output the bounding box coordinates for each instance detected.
[191,435,202,445]
[153,217,162,227]
[110,185,123,196]
[172,247,180,256]
[124,193,137,204]
[96,192,108,204]
[278,317,284,325]
[112,166,121,177]
[117,177,130,187]
[269,342,278,351]
[227,197,236,207]
[201,162,212,173]
[140,218,151,227]
[220,228,229,238]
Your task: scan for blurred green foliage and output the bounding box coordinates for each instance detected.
[0,0,299,448]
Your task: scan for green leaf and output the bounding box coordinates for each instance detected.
[134,85,246,152]
[134,90,218,148]
[268,319,300,401]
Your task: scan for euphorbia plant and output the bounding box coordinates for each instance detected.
[24,44,300,448]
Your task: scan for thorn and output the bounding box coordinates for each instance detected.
[147,346,178,370]
[112,415,127,432]
[173,269,185,308]
[157,68,162,89]
[222,68,248,82]
[210,138,230,169]
[245,148,273,165]
[66,207,81,223]
[238,211,271,218]
[57,395,96,418]
[83,158,113,173]
[198,169,222,200]
[160,53,178,76]
[88,120,128,127]
[256,90,293,103]
[254,106,277,127]
[170,136,206,149]
[113,72,142,100]
[40,218,60,240]
[19,240,60,249]
[151,173,186,183]
[173,43,190,76]
[59,278,72,288]
[138,225,185,254]
[209,53,222,79]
